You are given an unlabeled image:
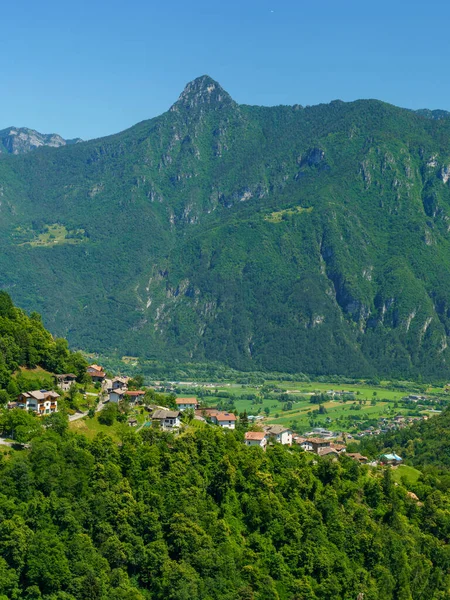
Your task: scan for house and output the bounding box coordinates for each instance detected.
[16,390,60,415]
[380,453,402,466]
[124,390,146,403]
[175,397,199,411]
[347,453,368,464]
[319,447,339,459]
[195,408,218,418]
[151,409,181,430]
[211,412,236,429]
[128,418,138,427]
[248,415,265,423]
[87,365,105,383]
[264,425,293,446]
[307,438,331,454]
[244,431,267,449]
[300,439,313,451]
[54,373,77,391]
[331,444,346,454]
[112,376,129,391]
[109,389,126,403]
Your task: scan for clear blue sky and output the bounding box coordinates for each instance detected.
[2,0,449,140]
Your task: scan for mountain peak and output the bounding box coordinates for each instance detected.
[170,75,235,112]
[0,126,82,155]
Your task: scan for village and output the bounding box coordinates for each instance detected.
[3,363,423,469]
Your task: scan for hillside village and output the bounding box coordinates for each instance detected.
[3,362,428,469]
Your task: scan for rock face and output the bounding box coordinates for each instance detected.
[0,127,82,155]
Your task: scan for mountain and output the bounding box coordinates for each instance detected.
[2,75,450,377]
[0,126,82,155]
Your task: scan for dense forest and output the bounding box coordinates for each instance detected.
[0,422,449,599]
[3,77,450,376]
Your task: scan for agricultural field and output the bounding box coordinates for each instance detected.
[180,378,449,435]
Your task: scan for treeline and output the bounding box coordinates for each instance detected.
[0,423,449,599]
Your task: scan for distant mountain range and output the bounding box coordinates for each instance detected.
[2,75,450,378]
[0,127,82,155]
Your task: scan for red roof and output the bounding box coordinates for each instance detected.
[245,431,266,440]
[125,391,146,396]
[215,412,236,421]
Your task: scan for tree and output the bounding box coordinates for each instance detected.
[98,403,118,426]
[0,410,43,443]
[44,412,68,436]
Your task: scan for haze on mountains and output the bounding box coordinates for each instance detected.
[1,75,450,378]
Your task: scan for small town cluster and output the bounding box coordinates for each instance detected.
[6,364,404,466]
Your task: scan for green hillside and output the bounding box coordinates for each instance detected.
[2,76,450,376]
[359,406,450,471]
[0,422,449,599]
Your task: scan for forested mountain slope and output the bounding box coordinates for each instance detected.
[0,423,449,600]
[2,76,450,376]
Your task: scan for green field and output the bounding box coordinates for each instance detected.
[19,223,87,247]
[391,464,422,486]
[69,406,148,440]
[195,378,442,433]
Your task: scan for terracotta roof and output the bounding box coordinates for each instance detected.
[88,365,103,372]
[245,431,266,441]
[125,390,146,396]
[215,412,236,421]
[176,398,198,404]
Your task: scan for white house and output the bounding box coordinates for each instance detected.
[263,425,293,446]
[175,397,199,411]
[109,389,126,403]
[244,431,267,449]
[16,390,60,415]
[211,412,236,429]
[152,409,181,430]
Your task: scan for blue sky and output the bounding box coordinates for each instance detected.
[2,0,449,140]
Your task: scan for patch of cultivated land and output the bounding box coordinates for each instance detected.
[198,379,448,433]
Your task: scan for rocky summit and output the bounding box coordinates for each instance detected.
[1,76,450,378]
[0,127,82,154]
